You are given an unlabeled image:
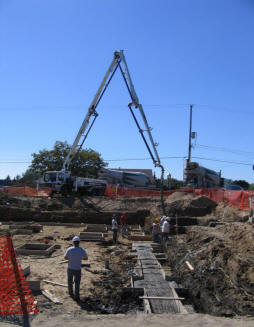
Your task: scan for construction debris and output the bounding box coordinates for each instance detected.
[42,289,63,304]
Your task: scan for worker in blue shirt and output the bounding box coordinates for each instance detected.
[64,236,88,301]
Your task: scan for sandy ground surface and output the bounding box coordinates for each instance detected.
[4,225,134,316]
[1,192,254,325]
[1,313,254,327]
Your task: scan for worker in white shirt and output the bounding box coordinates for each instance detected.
[160,216,166,228]
[112,214,118,243]
[64,236,88,301]
[161,217,171,245]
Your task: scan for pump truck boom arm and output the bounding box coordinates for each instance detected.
[62,53,120,171]
[60,50,166,212]
[62,50,163,173]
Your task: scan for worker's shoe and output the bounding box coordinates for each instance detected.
[74,295,80,302]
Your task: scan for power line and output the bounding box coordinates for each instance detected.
[192,156,253,166]
[1,103,253,114]
[0,156,252,167]
[196,144,254,158]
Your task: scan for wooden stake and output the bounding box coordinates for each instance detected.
[185,261,194,271]
[42,289,62,304]
[42,280,68,287]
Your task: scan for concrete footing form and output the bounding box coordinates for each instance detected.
[79,232,105,242]
[15,243,55,256]
[132,243,191,314]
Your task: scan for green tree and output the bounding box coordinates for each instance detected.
[29,141,107,177]
[170,178,184,189]
[249,184,254,191]
[233,180,249,190]
[21,169,41,185]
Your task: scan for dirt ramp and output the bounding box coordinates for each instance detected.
[164,192,217,217]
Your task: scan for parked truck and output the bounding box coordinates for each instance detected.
[184,161,222,188]
[98,168,152,188]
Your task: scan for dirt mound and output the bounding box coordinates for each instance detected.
[167,223,254,316]
[214,202,249,222]
[164,192,217,217]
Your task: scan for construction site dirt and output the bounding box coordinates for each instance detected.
[0,191,254,326]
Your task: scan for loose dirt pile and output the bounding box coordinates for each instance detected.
[164,192,217,217]
[214,202,249,222]
[166,222,254,316]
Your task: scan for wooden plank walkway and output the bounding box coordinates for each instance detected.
[133,243,187,314]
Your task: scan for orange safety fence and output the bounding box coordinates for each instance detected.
[0,236,38,315]
[0,186,53,197]
[105,185,254,211]
[105,184,175,198]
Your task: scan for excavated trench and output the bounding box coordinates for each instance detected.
[165,228,254,317]
[71,244,144,314]
[0,205,149,226]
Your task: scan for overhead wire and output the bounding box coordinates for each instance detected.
[0,156,252,166]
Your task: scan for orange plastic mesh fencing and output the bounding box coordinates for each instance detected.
[105,185,175,197]
[0,186,52,197]
[105,185,252,211]
[0,236,39,315]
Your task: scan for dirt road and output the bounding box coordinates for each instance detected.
[1,313,254,327]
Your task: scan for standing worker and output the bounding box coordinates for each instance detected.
[120,211,127,237]
[160,216,166,229]
[161,217,170,245]
[64,236,88,301]
[152,218,160,243]
[112,214,118,243]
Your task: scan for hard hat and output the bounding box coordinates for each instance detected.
[156,218,160,223]
[72,236,80,242]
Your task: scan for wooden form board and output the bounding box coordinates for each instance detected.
[133,242,187,314]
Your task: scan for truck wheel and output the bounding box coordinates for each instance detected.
[61,185,68,197]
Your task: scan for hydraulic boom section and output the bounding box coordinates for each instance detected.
[52,50,166,212]
[62,50,164,174]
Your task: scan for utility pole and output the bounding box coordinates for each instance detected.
[187,104,193,163]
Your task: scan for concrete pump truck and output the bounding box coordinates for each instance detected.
[41,50,166,206]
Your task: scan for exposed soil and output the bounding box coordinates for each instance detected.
[1,191,254,321]
[166,222,254,316]
[0,224,138,317]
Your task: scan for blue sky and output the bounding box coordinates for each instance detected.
[0,0,254,182]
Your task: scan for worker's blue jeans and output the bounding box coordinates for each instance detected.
[67,268,81,298]
[152,233,160,243]
[162,232,169,245]
[113,229,118,243]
